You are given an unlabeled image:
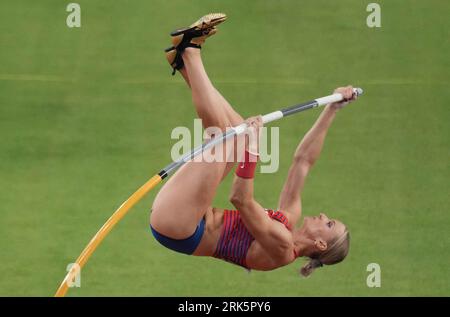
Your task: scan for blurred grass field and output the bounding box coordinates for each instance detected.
[0,0,449,296]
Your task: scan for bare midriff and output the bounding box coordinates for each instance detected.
[192,207,224,256]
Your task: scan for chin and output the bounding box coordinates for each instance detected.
[301,216,311,228]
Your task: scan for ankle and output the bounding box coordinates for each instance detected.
[184,47,201,57]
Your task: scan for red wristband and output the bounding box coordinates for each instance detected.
[235,150,259,179]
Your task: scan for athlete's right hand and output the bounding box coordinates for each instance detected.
[245,115,263,155]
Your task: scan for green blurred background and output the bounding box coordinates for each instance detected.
[0,0,448,296]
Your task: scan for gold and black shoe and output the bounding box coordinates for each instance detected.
[164,13,227,75]
[170,13,226,49]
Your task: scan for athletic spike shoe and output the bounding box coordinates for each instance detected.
[164,46,183,76]
[170,13,226,50]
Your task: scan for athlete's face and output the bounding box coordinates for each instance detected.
[302,213,346,249]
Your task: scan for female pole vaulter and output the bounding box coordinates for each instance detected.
[150,14,358,276]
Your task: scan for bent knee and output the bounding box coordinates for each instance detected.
[204,120,232,137]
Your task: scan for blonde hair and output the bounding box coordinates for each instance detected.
[300,230,350,277]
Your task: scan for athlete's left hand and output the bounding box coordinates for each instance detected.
[330,85,358,110]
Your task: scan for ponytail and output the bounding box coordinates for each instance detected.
[300,258,323,277]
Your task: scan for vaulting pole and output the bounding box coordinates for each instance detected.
[54,88,363,296]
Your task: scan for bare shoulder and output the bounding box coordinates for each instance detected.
[246,227,296,270]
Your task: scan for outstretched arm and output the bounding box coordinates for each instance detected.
[229,116,292,258]
[278,86,358,225]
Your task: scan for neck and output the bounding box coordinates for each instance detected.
[293,229,312,258]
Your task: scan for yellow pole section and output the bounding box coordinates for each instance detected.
[55,174,162,297]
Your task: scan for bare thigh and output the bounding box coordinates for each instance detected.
[150,136,236,239]
[150,49,244,239]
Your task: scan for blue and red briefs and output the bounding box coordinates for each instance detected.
[150,218,205,255]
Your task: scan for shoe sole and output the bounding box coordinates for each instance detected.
[170,13,226,36]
